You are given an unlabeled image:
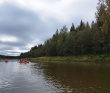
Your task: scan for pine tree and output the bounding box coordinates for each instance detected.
[95,0,109,52]
[70,23,75,32]
[79,20,85,31]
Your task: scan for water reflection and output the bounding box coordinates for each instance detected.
[32,62,110,93]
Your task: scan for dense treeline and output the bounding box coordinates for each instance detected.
[20,0,110,58]
[0,55,19,59]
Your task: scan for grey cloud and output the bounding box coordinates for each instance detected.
[0,3,39,36]
[0,2,61,55]
[40,0,60,3]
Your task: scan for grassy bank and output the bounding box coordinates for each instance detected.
[28,54,110,62]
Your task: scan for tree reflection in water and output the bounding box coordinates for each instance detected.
[32,62,110,93]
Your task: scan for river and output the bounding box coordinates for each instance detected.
[0,59,110,93]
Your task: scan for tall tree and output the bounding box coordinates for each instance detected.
[95,0,109,52]
[106,0,110,46]
[70,23,75,32]
[79,20,85,31]
[57,26,68,56]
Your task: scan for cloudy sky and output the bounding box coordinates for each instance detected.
[0,0,98,56]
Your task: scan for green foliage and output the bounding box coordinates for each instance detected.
[96,0,110,52]
[70,23,75,32]
[20,20,103,58]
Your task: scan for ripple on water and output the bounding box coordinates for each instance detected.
[0,78,12,89]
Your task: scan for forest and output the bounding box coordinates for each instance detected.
[20,0,110,58]
[0,55,19,59]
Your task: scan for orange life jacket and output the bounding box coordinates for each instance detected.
[25,60,27,62]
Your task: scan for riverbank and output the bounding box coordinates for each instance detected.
[28,54,110,62]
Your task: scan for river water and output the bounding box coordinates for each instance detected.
[0,59,110,93]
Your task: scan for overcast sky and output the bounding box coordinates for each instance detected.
[0,0,98,56]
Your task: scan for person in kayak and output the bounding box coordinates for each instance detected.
[24,59,27,62]
[20,59,22,62]
[5,59,8,62]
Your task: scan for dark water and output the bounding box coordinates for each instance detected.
[0,59,110,93]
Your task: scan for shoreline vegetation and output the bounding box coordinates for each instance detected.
[28,54,110,63]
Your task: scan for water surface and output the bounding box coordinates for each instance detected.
[0,59,110,93]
